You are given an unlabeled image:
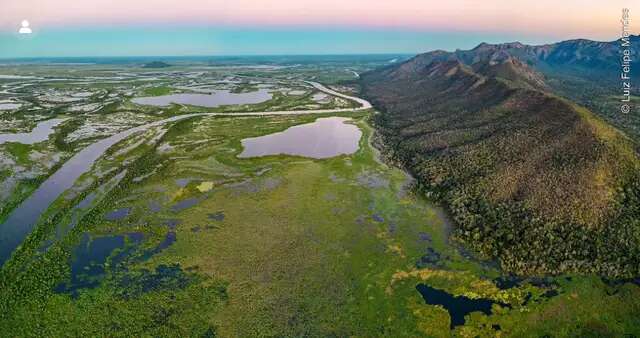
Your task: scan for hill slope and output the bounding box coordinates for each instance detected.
[361,45,640,277]
[430,36,640,139]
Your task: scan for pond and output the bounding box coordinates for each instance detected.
[105,207,131,221]
[416,283,508,328]
[238,117,362,159]
[132,89,272,108]
[55,233,134,295]
[55,230,178,296]
[171,198,200,212]
[0,118,67,144]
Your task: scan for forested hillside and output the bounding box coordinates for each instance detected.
[361,41,640,277]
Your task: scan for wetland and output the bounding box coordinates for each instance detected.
[0,57,638,337]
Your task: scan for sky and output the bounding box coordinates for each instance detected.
[0,0,635,57]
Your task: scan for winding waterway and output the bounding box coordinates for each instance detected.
[0,82,372,265]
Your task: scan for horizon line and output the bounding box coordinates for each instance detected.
[0,52,412,61]
[2,34,637,61]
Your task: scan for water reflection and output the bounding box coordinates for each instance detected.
[132,89,272,108]
[238,117,361,159]
[0,118,67,144]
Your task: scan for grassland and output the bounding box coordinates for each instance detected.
[1,110,639,337]
[142,86,173,96]
[1,58,639,336]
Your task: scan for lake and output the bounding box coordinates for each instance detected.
[0,118,67,144]
[0,103,22,110]
[238,117,362,159]
[132,89,272,108]
[416,283,508,328]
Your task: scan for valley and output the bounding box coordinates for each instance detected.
[0,52,638,337]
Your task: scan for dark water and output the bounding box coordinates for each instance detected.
[207,211,225,221]
[156,232,176,251]
[163,219,181,229]
[104,207,131,221]
[140,231,177,260]
[55,232,143,295]
[416,284,506,328]
[415,248,442,268]
[171,198,199,212]
[418,232,432,242]
[372,214,384,223]
[56,230,181,297]
[238,117,362,159]
[116,264,191,299]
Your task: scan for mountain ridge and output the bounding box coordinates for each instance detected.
[360,36,640,277]
[403,35,640,80]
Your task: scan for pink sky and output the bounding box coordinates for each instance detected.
[0,0,632,40]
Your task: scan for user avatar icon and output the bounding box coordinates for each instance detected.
[19,20,32,34]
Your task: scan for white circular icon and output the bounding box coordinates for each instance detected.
[19,19,32,34]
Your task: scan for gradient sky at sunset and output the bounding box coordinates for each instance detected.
[0,0,635,57]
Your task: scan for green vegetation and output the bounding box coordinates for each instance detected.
[0,138,70,223]
[142,86,173,96]
[362,51,640,277]
[0,177,43,224]
[52,118,84,152]
[229,83,259,93]
[1,58,639,336]
[4,142,32,164]
[1,110,639,336]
